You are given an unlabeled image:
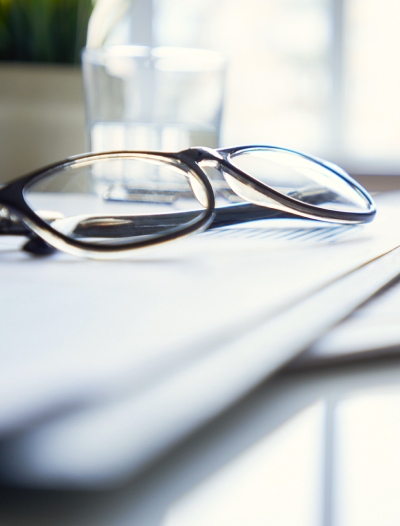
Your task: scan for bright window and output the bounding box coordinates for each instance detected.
[149,0,400,175]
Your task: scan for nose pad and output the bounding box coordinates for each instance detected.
[222,169,292,212]
[188,176,210,208]
[202,166,244,203]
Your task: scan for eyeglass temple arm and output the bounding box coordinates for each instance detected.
[0,203,297,256]
[0,203,296,238]
[0,206,56,255]
[209,203,297,229]
[0,207,29,235]
[68,203,298,238]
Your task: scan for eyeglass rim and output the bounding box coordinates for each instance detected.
[212,145,376,224]
[0,151,216,259]
[0,144,376,258]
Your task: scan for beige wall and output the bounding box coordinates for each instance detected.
[355,175,400,193]
[0,63,86,184]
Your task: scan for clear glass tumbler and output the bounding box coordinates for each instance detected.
[82,45,226,155]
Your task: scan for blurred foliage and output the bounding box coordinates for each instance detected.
[0,0,93,63]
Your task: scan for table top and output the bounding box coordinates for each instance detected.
[1,353,400,526]
[2,192,400,524]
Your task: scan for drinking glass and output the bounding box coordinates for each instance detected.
[82,45,226,155]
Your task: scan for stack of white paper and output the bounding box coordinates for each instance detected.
[1,192,400,488]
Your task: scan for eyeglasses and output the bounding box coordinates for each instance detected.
[0,145,375,259]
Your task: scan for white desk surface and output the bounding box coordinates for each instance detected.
[2,191,400,523]
[0,354,400,526]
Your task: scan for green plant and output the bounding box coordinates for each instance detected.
[0,0,93,64]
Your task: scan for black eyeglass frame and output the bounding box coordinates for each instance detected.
[0,151,216,259]
[206,145,375,223]
[0,145,376,259]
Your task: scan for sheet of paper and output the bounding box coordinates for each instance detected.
[295,273,400,367]
[1,192,400,487]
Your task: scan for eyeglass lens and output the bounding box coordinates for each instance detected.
[226,148,372,213]
[23,157,209,245]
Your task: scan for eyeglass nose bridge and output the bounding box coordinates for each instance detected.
[179,147,224,168]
